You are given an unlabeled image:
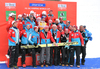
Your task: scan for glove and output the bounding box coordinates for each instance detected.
[34,43,37,46]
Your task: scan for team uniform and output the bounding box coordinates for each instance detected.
[27,19,36,32]
[8,27,20,68]
[28,30,41,67]
[69,30,84,66]
[22,18,28,29]
[57,30,64,65]
[50,29,61,66]
[20,27,33,66]
[64,25,70,30]
[59,22,66,30]
[48,14,56,24]
[6,16,15,32]
[40,29,55,65]
[17,19,25,31]
[80,30,88,64]
[61,32,70,65]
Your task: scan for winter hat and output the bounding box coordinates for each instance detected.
[49,10,53,12]
[18,14,22,18]
[12,20,16,25]
[42,11,46,15]
[34,26,38,30]
[22,13,27,17]
[10,13,16,16]
[66,20,70,24]
[56,19,60,23]
[73,25,78,30]
[30,11,34,14]
[59,17,63,20]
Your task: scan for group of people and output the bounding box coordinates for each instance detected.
[7,10,92,69]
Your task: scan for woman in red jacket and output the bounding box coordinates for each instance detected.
[69,25,84,68]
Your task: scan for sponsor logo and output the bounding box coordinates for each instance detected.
[29,3,46,7]
[12,32,15,34]
[20,22,22,24]
[5,3,16,7]
[58,11,67,20]
[58,4,67,10]
[5,3,16,9]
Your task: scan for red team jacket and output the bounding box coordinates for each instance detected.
[69,30,84,46]
[6,16,15,32]
[17,20,25,31]
[40,30,55,44]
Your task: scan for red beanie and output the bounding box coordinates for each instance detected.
[34,26,38,30]
[49,10,53,12]
[59,17,63,20]
[73,25,78,30]
[22,13,27,17]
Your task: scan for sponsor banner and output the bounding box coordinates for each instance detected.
[58,4,67,10]
[58,11,67,20]
[29,3,46,7]
[5,3,16,9]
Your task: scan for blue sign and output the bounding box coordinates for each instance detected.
[29,3,46,7]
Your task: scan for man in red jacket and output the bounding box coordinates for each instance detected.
[7,13,16,56]
[57,24,65,66]
[6,13,16,32]
[50,25,61,66]
[8,20,21,69]
[40,11,48,23]
[69,25,84,68]
[48,10,56,25]
[40,26,56,67]
[17,14,25,31]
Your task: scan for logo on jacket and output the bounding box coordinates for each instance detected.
[24,33,26,34]
[20,22,22,24]
[71,34,73,36]
[12,32,15,34]
[77,34,79,35]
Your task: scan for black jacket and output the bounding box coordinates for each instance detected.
[61,33,69,42]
